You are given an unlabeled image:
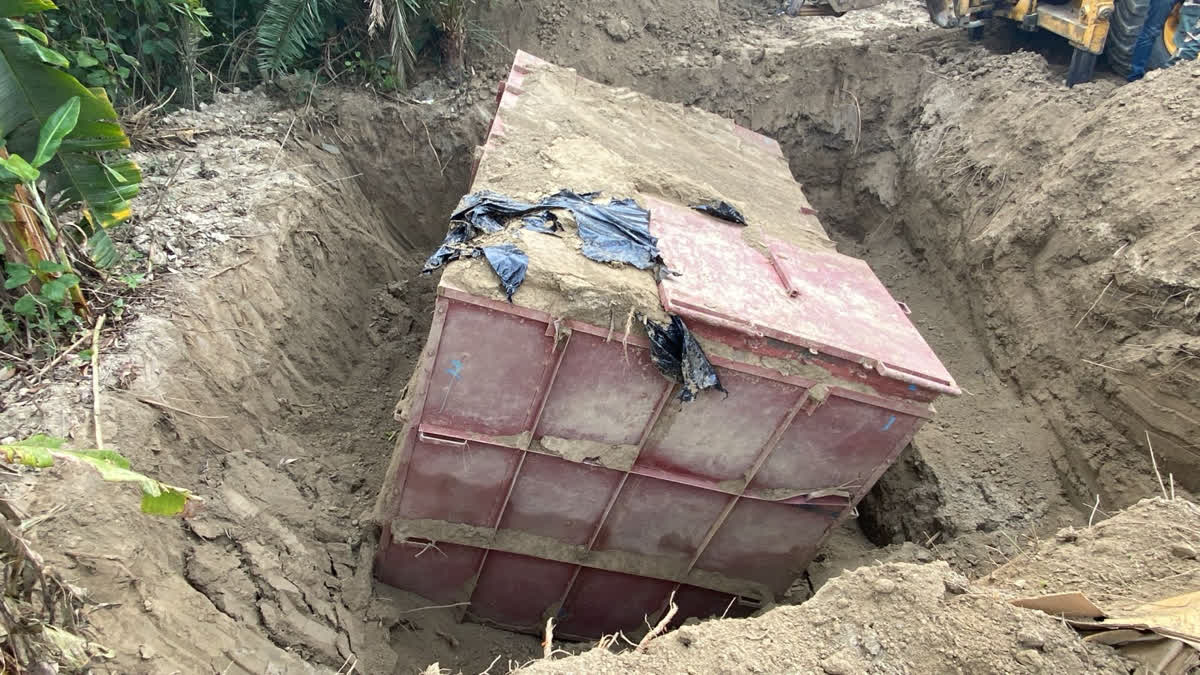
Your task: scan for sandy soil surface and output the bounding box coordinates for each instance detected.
[518,499,1195,674]
[1,0,1197,671]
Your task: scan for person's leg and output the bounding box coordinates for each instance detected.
[1171,2,1200,63]
[1128,0,1177,80]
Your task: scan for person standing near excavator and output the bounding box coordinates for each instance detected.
[1172,0,1200,65]
[1128,0,1183,79]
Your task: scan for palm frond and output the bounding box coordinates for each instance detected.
[256,0,326,77]
[389,0,417,88]
[368,0,385,36]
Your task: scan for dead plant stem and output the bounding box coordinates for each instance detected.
[398,601,468,614]
[32,331,92,378]
[542,617,555,659]
[1074,279,1113,330]
[636,590,678,651]
[91,315,106,450]
[146,157,186,221]
[1145,431,1167,499]
[422,119,446,175]
[133,394,228,420]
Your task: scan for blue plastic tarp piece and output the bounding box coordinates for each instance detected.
[449,190,539,234]
[541,190,660,270]
[691,200,747,226]
[522,210,561,234]
[641,313,726,402]
[422,222,481,273]
[423,189,662,275]
[482,244,528,302]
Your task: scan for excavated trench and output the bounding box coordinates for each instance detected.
[24,22,1196,674]
[168,43,1072,668]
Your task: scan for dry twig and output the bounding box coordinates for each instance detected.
[1081,359,1127,373]
[91,315,106,449]
[542,617,555,659]
[1074,278,1113,330]
[398,601,468,614]
[1145,431,1168,499]
[478,654,502,675]
[133,394,228,420]
[842,89,862,156]
[422,120,446,175]
[636,591,678,651]
[32,331,92,379]
[146,157,186,221]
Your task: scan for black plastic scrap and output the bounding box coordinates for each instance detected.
[541,190,661,269]
[521,210,561,234]
[691,200,747,225]
[422,189,663,275]
[448,190,537,234]
[421,222,482,273]
[482,244,528,302]
[422,191,536,274]
[641,314,726,402]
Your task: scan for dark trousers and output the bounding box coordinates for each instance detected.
[1128,0,1177,79]
[1173,3,1200,63]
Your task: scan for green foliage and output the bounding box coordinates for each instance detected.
[2,261,83,342]
[0,6,142,356]
[257,0,327,76]
[0,434,58,467]
[0,434,198,516]
[0,38,142,228]
[31,94,79,167]
[41,0,211,105]
[1,1,58,16]
[254,0,476,89]
[24,0,479,108]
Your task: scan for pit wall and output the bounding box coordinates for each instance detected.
[11,93,494,673]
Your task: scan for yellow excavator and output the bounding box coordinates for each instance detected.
[787,0,1188,85]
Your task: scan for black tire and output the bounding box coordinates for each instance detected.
[1107,0,1175,75]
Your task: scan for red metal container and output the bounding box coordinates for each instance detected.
[374,51,959,639]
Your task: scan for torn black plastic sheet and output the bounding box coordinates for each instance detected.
[541,190,662,269]
[449,190,541,233]
[422,222,482,273]
[640,314,726,402]
[691,200,747,225]
[521,210,561,235]
[482,244,528,302]
[426,189,662,274]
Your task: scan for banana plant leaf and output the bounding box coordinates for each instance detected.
[0,8,141,240]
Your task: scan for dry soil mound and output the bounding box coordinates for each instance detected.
[520,499,1197,673]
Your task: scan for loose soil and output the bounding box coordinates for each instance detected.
[1,0,1197,672]
[519,498,1197,674]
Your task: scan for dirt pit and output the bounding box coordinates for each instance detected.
[1,0,1197,672]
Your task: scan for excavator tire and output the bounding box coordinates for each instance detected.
[1107,0,1174,75]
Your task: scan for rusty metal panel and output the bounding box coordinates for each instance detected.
[535,331,664,446]
[750,396,921,500]
[557,569,675,638]
[594,475,730,566]
[650,197,958,396]
[396,438,521,527]
[693,499,837,595]
[497,452,623,546]
[376,534,484,605]
[637,369,805,487]
[421,300,555,438]
[375,50,958,639]
[467,552,574,631]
